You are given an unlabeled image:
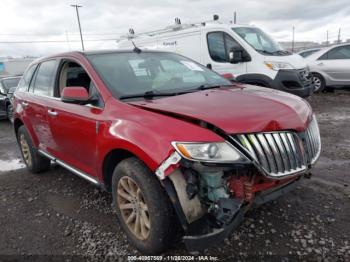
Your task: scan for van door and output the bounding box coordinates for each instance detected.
[204,31,247,77]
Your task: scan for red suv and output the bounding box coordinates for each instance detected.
[13,50,321,254]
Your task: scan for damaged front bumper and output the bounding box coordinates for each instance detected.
[159,159,303,252]
[155,117,320,252]
[171,176,299,252]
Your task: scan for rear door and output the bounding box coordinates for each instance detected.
[25,59,59,151]
[46,59,104,177]
[317,45,350,85]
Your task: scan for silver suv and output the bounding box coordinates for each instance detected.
[306,44,350,92]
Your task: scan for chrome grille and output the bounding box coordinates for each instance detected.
[233,117,321,178]
[302,116,321,164]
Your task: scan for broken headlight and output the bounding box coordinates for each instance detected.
[172,142,249,163]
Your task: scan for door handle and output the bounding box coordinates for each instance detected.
[47,109,58,117]
[21,101,29,107]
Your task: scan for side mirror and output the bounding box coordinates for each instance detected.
[229,47,251,64]
[61,86,90,104]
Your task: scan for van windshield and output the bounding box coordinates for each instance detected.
[86,52,232,99]
[232,27,290,56]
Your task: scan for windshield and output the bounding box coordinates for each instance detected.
[1,77,21,93]
[86,52,231,99]
[232,27,288,55]
[299,49,321,58]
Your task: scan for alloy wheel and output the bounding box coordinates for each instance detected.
[20,134,32,167]
[312,76,322,92]
[117,176,151,240]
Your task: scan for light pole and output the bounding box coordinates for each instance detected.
[71,4,85,51]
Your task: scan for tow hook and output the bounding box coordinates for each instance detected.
[210,198,243,226]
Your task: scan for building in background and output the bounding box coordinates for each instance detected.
[0,58,34,77]
[279,41,322,52]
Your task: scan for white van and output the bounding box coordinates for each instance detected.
[117,19,314,97]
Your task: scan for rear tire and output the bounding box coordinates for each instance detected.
[312,73,325,93]
[112,157,177,254]
[17,125,51,173]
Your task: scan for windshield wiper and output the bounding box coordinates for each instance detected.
[119,90,189,100]
[192,84,231,91]
[119,84,231,100]
[272,50,291,55]
[256,49,275,55]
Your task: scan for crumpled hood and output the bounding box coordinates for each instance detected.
[129,85,312,134]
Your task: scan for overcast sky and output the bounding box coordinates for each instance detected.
[0,0,349,57]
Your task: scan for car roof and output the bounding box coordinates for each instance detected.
[306,43,350,61]
[0,75,22,80]
[30,49,173,64]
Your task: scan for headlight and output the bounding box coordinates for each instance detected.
[264,61,294,70]
[172,142,249,163]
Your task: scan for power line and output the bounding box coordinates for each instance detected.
[0,38,117,44]
[0,32,121,36]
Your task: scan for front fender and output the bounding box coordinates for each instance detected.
[96,113,224,180]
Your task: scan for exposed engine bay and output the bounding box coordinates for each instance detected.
[163,162,303,251]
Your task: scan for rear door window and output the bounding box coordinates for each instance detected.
[17,65,37,92]
[319,45,350,60]
[32,60,58,96]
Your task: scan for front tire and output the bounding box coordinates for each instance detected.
[17,125,51,173]
[112,157,177,254]
[312,73,325,93]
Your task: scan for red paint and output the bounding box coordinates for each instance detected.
[14,51,312,186]
[221,73,235,80]
[229,174,295,202]
[130,85,312,134]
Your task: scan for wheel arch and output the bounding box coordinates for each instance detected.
[310,71,327,85]
[102,148,154,192]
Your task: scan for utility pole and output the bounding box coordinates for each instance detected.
[337,28,341,44]
[326,30,329,46]
[71,4,85,51]
[234,11,237,24]
[292,26,295,53]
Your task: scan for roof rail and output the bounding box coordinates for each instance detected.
[116,15,220,42]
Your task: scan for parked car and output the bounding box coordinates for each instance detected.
[297,48,322,58]
[13,50,321,254]
[305,44,350,92]
[117,18,314,98]
[0,76,21,121]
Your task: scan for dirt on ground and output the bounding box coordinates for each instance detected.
[0,91,349,261]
